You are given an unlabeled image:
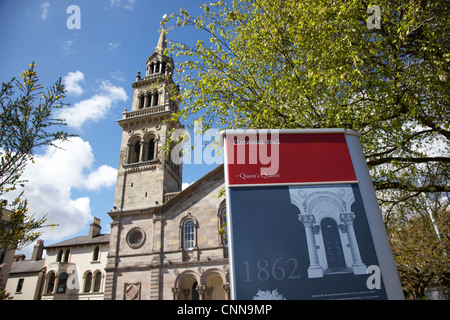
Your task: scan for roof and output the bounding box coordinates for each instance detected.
[108,164,225,218]
[170,164,224,203]
[155,26,166,53]
[9,259,45,274]
[44,234,110,249]
[146,27,172,64]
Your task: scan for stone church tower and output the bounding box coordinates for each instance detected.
[104,29,229,300]
[113,27,182,212]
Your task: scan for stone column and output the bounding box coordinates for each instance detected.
[143,95,148,108]
[197,285,206,300]
[148,92,153,106]
[223,283,231,300]
[172,287,181,300]
[340,213,366,275]
[126,143,131,163]
[104,220,120,300]
[299,215,323,278]
[138,141,144,162]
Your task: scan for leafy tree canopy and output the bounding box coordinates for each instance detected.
[165,0,449,201]
[165,0,449,298]
[0,62,72,253]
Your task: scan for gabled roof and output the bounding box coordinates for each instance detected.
[9,259,45,274]
[158,163,224,209]
[44,234,110,249]
[108,164,225,218]
[170,164,224,200]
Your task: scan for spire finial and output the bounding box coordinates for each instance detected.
[156,25,167,53]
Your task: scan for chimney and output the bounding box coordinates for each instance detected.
[89,217,102,238]
[31,240,44,261]
[14,254,26,262]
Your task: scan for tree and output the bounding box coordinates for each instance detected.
[165,0,449,297]
[166,0,448,195]
[0,200,45,255]
[0,62,72,253]
[387,192,449,299]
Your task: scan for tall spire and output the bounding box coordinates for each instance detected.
[155,26,167,54]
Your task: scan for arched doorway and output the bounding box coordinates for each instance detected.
[174,269,230,300]
[321,218,346,270]
[191,281,199,300]
[177,274,199,300]
[204,272,225,300]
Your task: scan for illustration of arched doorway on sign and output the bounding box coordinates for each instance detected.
[289,185,367,278]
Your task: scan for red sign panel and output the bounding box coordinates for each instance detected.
[225,131,357,186]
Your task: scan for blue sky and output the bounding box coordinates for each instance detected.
[0,0,219,257]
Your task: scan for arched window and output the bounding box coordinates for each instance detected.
[138,95,144,109]
[152,92,159,106]
[183,220,195,250]
[63,249,70,262]
[57,272,68,293]
[92,246,100,261]
[56,249,63,262]
[84,272,92,293]
[147,139,155,161]
[149,62,154,74]
[131,141,140,163]
[218,201,227,246]
[128,138,143,164]
[93,271,102,292]
[46,272,56,294]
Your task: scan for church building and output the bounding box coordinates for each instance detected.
[103,29,229,300]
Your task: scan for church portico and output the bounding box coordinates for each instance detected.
[169,265,230,300]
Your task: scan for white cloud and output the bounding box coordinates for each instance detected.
[62,39,74,55]
[84,165,118,191]
[182,182,192,190]
[40,2,50,21]
[108,42,122,50]
[8,137,117,244]
[107,0,136,10]
[110,70,125,82]
[405,122,449,157]
[63,71,84,96]
[59,80,128,130]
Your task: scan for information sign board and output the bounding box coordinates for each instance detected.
[221,129,404,300]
